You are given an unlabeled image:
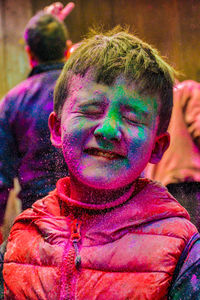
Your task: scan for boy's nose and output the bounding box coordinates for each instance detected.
[94,117,122,141]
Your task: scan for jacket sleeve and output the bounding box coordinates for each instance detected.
[176,80,200,148]
[168,234,200,299]
[0,96,19,225]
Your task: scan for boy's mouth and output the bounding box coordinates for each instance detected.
[84,148,124,160]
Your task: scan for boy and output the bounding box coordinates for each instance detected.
[3,28,200,299]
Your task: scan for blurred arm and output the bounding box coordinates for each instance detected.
[169,234,200,299]
[175,80,200,147]
[44,2,75,21]
[0,98,18,226]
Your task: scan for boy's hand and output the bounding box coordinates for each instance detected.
[44,2,75,21]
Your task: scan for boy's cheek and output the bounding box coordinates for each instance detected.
[128,127,150,146]
[62,119,98,148]
[129,130,154,157]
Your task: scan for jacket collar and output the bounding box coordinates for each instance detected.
[28,62,64,77]
[56,177,149,211]
[14,178,193,246]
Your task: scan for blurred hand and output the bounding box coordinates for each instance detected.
[44,2,75,21]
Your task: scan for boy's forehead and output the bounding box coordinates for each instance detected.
[67,72,130,98]
[65,71,159,112]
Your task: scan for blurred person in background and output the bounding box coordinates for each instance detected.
[0,2,75,241]
[146,80,200,231]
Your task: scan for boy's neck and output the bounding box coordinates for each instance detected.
[69,173,133,206]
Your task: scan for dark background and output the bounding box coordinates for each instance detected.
[1,0,200,98]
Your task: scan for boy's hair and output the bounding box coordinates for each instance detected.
[24,11,69,63]
[54,27,175,134]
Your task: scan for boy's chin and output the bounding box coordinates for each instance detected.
[77,174,135,191]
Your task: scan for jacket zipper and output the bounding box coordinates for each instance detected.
[60,219,82,300]
[71,220,82,269]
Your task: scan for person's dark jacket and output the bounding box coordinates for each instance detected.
[0,63,68,225]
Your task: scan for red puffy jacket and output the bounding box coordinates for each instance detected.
[3,177,197,299]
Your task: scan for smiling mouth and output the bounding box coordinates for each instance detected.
[84,148,124,160]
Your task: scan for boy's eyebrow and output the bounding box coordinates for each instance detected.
[113,85,153,115]
[75,92,109,107]
[77,99,106,107]
[121,99,150,116]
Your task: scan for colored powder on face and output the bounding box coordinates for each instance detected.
[60,74,160,190]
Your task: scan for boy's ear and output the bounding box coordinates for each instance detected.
[48,112,62,148]
[149,132,170,164]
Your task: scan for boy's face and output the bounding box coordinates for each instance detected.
[49,72,169,190]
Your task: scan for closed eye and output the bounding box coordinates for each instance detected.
[123,117,139,125]
[122,113,141,124]
[78,109,103,119]
[77,102,105,117]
